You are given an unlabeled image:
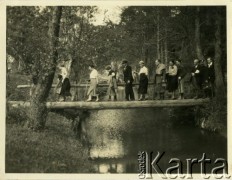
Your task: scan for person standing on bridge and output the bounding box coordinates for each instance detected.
[153,59,166,100]
[56,74,72,101]
[166,60,178,99]
[87,65,99,102]
[137,61,149,101]
[204,57,215,98]
[122,60,135,101]
[176,59,187,99]
[190,59,204,99]
[106,65,118,101]
[58,61,68,82]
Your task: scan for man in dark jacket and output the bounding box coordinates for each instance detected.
[176,59,186,99]
[204,57,215,98]
[190,59,204,99]
[122,60,135,101]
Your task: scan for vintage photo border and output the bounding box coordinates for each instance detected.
[0,0,231,179]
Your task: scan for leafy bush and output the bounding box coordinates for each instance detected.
[6,107,29,125]
[196,96,227,133]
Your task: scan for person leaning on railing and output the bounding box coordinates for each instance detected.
[153,59,166,100]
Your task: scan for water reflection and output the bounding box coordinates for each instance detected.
[82,108,227,173]
[93,163,126,173]
[90,138,125,159]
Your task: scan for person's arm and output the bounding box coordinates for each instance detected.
[181,67,187,78]
[127,66,133,83]
[161,68,166,81]
[173,65,178,76]
[144,67,148,76]
[191,67,195,76]
[96,71,99,84]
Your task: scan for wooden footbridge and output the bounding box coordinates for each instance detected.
[9,82,210,110]
[8,99,209,110]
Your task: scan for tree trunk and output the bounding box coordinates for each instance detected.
[65,55,73,78]
[156,9,160,60]
[214,8,226,98]
[195,7,204,60]
[28,7,63,130]
[160,41,164,63]
[164,21,168,67]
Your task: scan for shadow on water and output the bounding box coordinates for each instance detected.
[76,108,227,174]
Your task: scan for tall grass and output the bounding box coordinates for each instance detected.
[6,111,95,173]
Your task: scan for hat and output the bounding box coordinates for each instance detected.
[139,60,144,65]
[105,65,111,70]
[122,60,128,64]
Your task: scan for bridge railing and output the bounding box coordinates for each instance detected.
[14,81,195,101]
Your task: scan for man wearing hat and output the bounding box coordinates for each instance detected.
[121,60,135,101]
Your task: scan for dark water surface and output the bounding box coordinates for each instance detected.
[81,108,227,174]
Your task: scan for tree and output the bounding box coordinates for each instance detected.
[195,7,204,61]
[214,7,226,98]
[28,7,63,130]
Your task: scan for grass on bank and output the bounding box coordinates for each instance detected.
[6,110,95,173]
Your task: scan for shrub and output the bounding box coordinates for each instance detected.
[196,96,227,133]
[6,107,29,125]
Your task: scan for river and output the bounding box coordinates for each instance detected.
[79,108,227,174]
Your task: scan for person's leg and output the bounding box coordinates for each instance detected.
[171,91,175,99]
[153,84,157,100]
[87,93,92,101]
[129,83,135,100]
[125,84,129,100]
[211,81,215,98]
[96,94,99,101]
[87,80,94,101]
[194,84,201,99]
[157,84,161,100]
[142,94,146,100]
[178,80,184,99]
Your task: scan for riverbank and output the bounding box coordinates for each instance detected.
[6,111,95,173]
[195,96,227,138]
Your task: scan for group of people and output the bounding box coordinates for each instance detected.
[152,57,215,100]
[151,57,215,100]
[56,57,215,102]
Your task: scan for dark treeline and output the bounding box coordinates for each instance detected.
[6,6,227,130]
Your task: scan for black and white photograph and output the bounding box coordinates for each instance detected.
[2,0,231,179]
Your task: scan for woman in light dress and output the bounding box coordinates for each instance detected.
[87,65,99,102]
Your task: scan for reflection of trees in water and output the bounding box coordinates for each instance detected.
[92,160,137,173]
[74,108,226,173]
